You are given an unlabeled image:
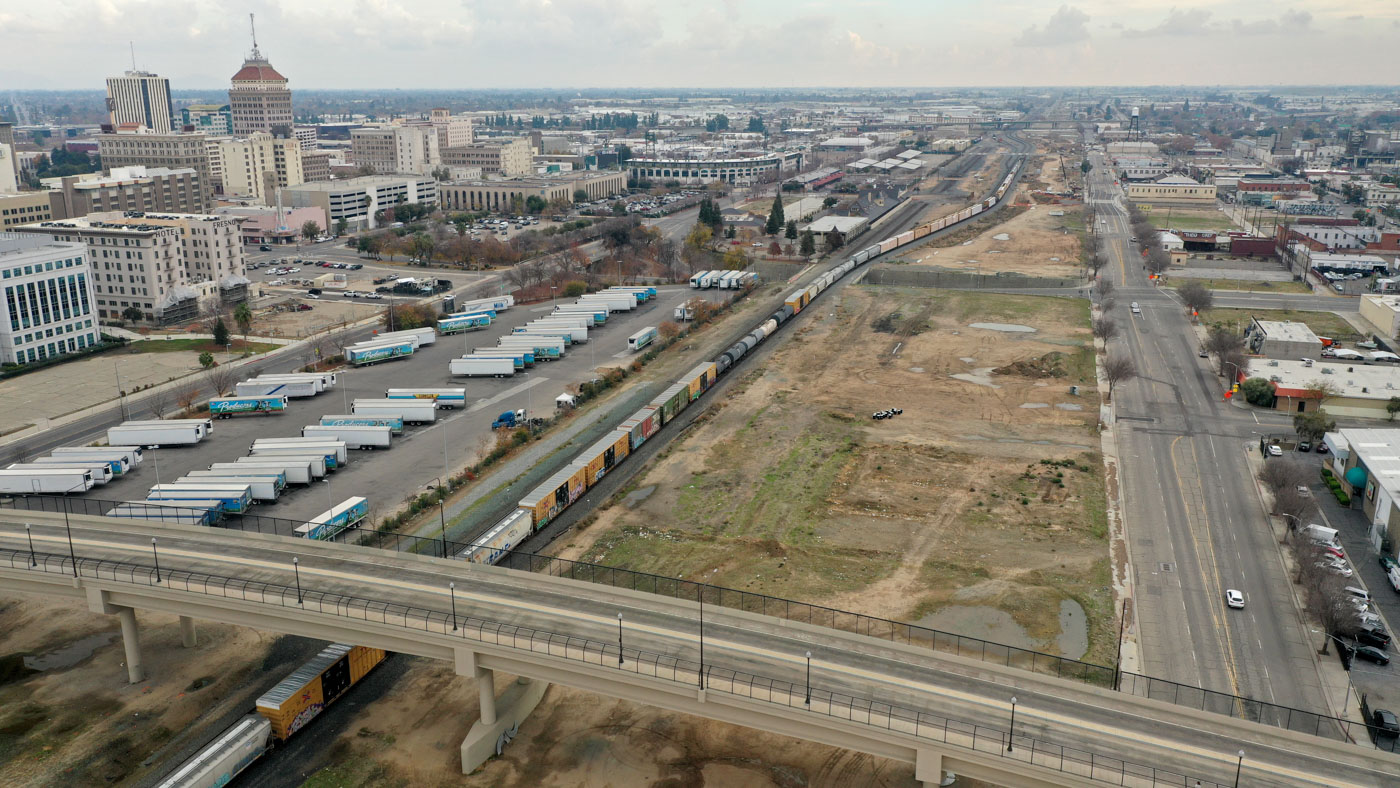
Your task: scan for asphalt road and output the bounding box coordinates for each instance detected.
[1090,148,1335,716]
[10,516,1396,787]
[17,286,722,527]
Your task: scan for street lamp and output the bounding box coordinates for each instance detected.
[62,482,81,578]
[151,538,161,583]
[292,557,303,605]
[617,613,625,666]
[804,651,812,705]
[697,585,705,689]
[427,476,448,558]
[1007,696,1018,752]
[449,581,458,631]
[1233,750,1245,788]
[321,478,333,510]
[25,524,36,567]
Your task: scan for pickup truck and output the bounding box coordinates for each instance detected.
[492,409,527,429]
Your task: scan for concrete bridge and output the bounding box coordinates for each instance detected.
[1,512,1395,787]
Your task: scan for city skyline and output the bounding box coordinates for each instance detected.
[2,1,1399,90]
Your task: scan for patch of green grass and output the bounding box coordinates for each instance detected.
[1149,213,1237,232]
[1200,308,1362,343]
[1174,278,1313,294]
[128,338,278,354]
[299,754,389,788]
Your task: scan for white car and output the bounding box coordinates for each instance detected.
[1225,589,1245,609]
[365,292,383,299]
[289,267,301,273]
[1317,561,1353,577]
[268,279,286,286]
[1267,445,1283,457]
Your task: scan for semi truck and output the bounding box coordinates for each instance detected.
[28,453,129,475]
[345,340,415,366]
[7,462,112,485]
[235,379,319,398]
[106,500,222,527]
[512,327,578,345]
[194,466,288,489]
[210,396,289,417]
[627,327,658,351]
[576,294,636,311]
[436,312,492,335]
[516,323,588,343]
[301,424,393,450]
[603,285,657,301]
[473,347,534,365]
[107,422,204,448]
[385,388,467,408]
[52,445,142,470]
[295,497,370,540]
[492,409,527,429]
[319,414,404,434]
[496,337,564,359]
[176,473,282,502]
[372,327,436,347]
[550,306,607,325]
[449,357,515,377]
[236,453,328,478]
[454,295,514,314]
[122,417,214,435]
[147,483,253,514]
[253,373,332,393]
[214,459,314,485]
[461,352,526,370]
[251,438,349,466]
[0,467,97,493]
[352,398,437,424]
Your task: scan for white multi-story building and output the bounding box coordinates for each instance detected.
[292,125,318,150]
[106,70,175,132]
[350,125,440,176]
[282,175,436,231]
[0,232,100,364]
[217,132,305,204]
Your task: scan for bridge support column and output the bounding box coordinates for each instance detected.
[456,650,548,774]
[116,606,144,684]
[915,748,951,788]
[179,616,197,648]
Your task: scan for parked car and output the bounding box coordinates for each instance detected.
[295,303,313,311]
[1295,485,1311,497]
[1317,561,1353,577]
[1358,625,1391,649]
[1358,341,1379,350]
[1297,441,1312,452]
[1354,645,1390,665]
[1381,555,1399,574]
[1372,709,1400,738]
[1225,589,1245,609]
[1316,443,1330,454]
[1267,445,1283,457]
[259,244,271,251]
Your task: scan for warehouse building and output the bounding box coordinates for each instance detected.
[1334,428,1400,558]
[1246,318,1324,359]
[1126,175,1216,205]
[1249,359,1400,416]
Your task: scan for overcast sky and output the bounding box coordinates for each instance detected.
[2,0,1398,90]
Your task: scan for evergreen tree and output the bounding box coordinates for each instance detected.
[211,318,230,347]
[765,195,785,235]
[785,219,798,240]
[799,230,816,256]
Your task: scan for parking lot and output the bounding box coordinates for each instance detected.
[62,286,726,527]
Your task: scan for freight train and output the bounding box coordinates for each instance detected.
[458,157,1024,565]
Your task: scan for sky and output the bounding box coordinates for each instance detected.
[2,0,1399,90]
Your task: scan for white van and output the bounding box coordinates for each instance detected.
[1130,301,1141,314]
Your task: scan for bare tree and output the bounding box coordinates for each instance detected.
[203,364,237,397]
[327,328,354,360]
[1204,324,1244,358]
[174,380,202,413]
[1220,348,1249,381]
[1092,317,1120,342]
[1103,355,1137,401]
[1302,567,1358,654]
[1177,280,1214,313]
[1270,486,1316,527]
[1257,459,1313,497]
[1145,246,1171,274]
[1096,278,1115,302]
[144,385,171,418]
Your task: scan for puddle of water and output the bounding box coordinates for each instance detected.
[23,632,118,671]
[951,369,1001,389]
[621,485,656,509]
[1020,403,1049,409]
[1056,403,1084,411]
[969,322,1036,333]
[915,606,1038,652]
[992,233,1011,241]
[1058,599,1088,659]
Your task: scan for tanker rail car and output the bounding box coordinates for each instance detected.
[460,156,1025,565]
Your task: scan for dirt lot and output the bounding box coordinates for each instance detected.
[553,285,1110,663]
[249,296,382,340]
[1200,307,1363,343]
[306,656,993,788]
[0,591,313,787]
[890,201,1085,278]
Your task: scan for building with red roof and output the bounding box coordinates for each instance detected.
[229,42,292,137]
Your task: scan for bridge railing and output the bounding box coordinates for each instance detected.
[0,543,1239,787]
[3,495,1385,750]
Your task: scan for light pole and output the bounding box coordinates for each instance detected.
[114,360,127,420]
[804,650,812,705]
[1007,696,1018,752]
[1233,750,1245,788]
[697,585,705,689]
[293,557,303,605]
[617,612,624,666]
[25,524,35,567]
[322,478,333,510]
[62,484,79,578]
[449,581,458,631]
[428,476,448,557]
[151,538,161,583]
[550,285,557,304]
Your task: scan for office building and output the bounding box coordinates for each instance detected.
[0,123,14,152]
[0,233,100,365]
[351,125,440,176]
[0,192,57,231]
[106,70,175,132]
[1125,175,1216,205]
[626,152,792,186]
[217,133,304,205]
[421,109,473,149]
[438,171,626,213]
[283,175,436,231]
[441,138,532,178]
[17,211,247,323]
[292,126,318,150]
[181,104,233,135]
[96,130,213,209]
[229,41,293,136]
[300,151,332,183]
[47,166,205,219]
[0,144,17,193]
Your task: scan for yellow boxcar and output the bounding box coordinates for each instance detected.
[684,362,718,401]
[256,644,386,740]
[518,463,588,528]
[573,429,631,487]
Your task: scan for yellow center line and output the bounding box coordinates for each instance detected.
[1,528,1365,787]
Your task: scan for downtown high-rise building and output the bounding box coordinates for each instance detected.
[106,70,175,132]
[229,39,293,136]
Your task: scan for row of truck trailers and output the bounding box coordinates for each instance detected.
[458,157,1024,565]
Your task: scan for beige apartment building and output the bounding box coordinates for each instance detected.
[217,133,305,204]
[351,125,440,176]
[441,138,532,178]
[46,166,204,218]
[301,150,332,182]
[438,171,627,213]
[422,108,473,149]
[0,192,56,231]
[15,211,247,323]
[1126,175,1217,205]
[97,130,214,209]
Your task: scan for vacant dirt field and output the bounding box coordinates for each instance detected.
[554,285,1111,665]
[887,201,1085,278]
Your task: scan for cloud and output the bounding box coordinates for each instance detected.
[1015,5,1090,47]
[1230,9,1313,36]
[1122,8,1212,38]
